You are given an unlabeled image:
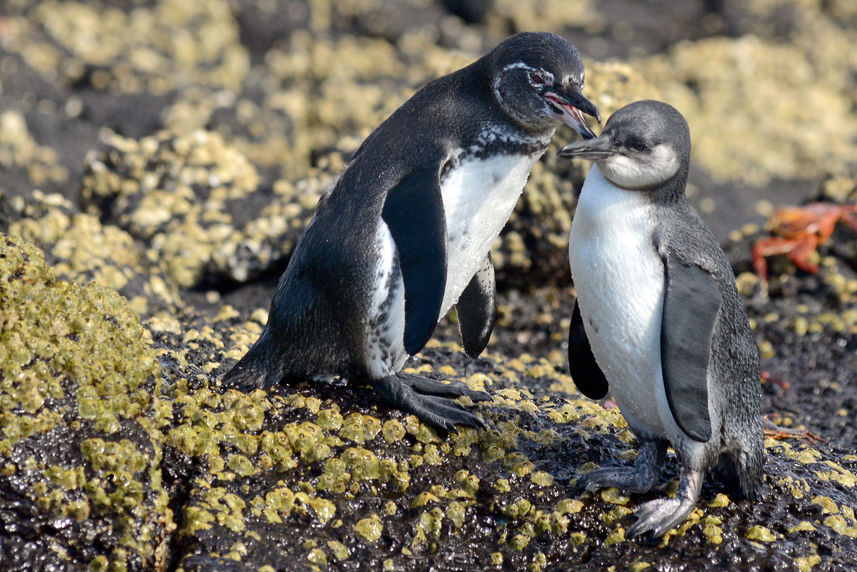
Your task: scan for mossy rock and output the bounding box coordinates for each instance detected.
[78,129,321,289]
[0,110,69,189]
[4,0,248,93]
[0,234,175,570]
[8,191,184,318]
[157,317,857,570]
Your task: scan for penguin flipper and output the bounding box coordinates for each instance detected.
[382,165,448,355]
[568,298,609,399]
[456,254,496,358]
[660,255,719,443]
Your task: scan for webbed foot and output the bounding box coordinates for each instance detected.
[579,440,665,495]
[371,374,491,431]
[399,373,492,402]
[626,496,696,537]
[626,465,703,538]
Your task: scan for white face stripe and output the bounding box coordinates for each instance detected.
[597,144,680,190]
[502,62,538,72]
[492,62,553,100]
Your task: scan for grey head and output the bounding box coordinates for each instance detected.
[559,100,691,196]
[489,32,600,138]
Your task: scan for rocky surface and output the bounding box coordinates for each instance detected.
[1,0,856,570]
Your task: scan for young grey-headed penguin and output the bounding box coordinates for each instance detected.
[560,100,763,537]
[223,32,600,431]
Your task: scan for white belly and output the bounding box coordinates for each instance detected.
[569,165,680,441]
[365,150,542,371]
[439,152,541,316]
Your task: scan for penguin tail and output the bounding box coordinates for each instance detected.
[221,358,267,392]
[718,428,765,500]
[221,330,282,392]
[735,448,764,500]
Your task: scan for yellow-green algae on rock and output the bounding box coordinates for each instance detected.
[6,0,248,93]
[0,234,174,569]
[9,192,184,318]
[158,324,853,569]
[79,129,275,288]
[0,110,68,187]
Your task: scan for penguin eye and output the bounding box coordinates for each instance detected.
[628,140,647,152]
[528,70,550,88]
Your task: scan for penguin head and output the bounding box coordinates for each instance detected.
[490,32,600,138]
[559,100,691,191]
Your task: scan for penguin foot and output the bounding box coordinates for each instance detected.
[221,362,265,392]
[398,373,493,402]
[371,374,490,431]
[626,496,696,538]
[579,466,658,495]
[626,464,703,538]
[578,440,665,495]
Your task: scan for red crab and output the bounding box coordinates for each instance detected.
[752,203,857,282]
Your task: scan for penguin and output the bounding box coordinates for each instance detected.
[223,32,600,431]
[560,100,763,537]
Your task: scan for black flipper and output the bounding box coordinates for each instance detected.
[456,254,496,358]
[568,298,609,399]
[660,255,719,442]
[382,165,448,356]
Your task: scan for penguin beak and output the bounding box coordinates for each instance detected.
[558,133,615,160]
[544,87,601,140]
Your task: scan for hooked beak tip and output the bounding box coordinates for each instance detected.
[544,90,600,140]
[577,123,597,140]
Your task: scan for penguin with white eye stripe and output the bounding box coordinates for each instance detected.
[223,32,600,432]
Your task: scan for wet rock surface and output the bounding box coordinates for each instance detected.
[1,0,856,570]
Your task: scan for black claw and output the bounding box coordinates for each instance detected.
[417,394,487,429]
[469,390,494,403]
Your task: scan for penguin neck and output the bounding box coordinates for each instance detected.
[577,164,657,213]
[650,165,690,203]
[596,159,690,204]
[456,123,554,165]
